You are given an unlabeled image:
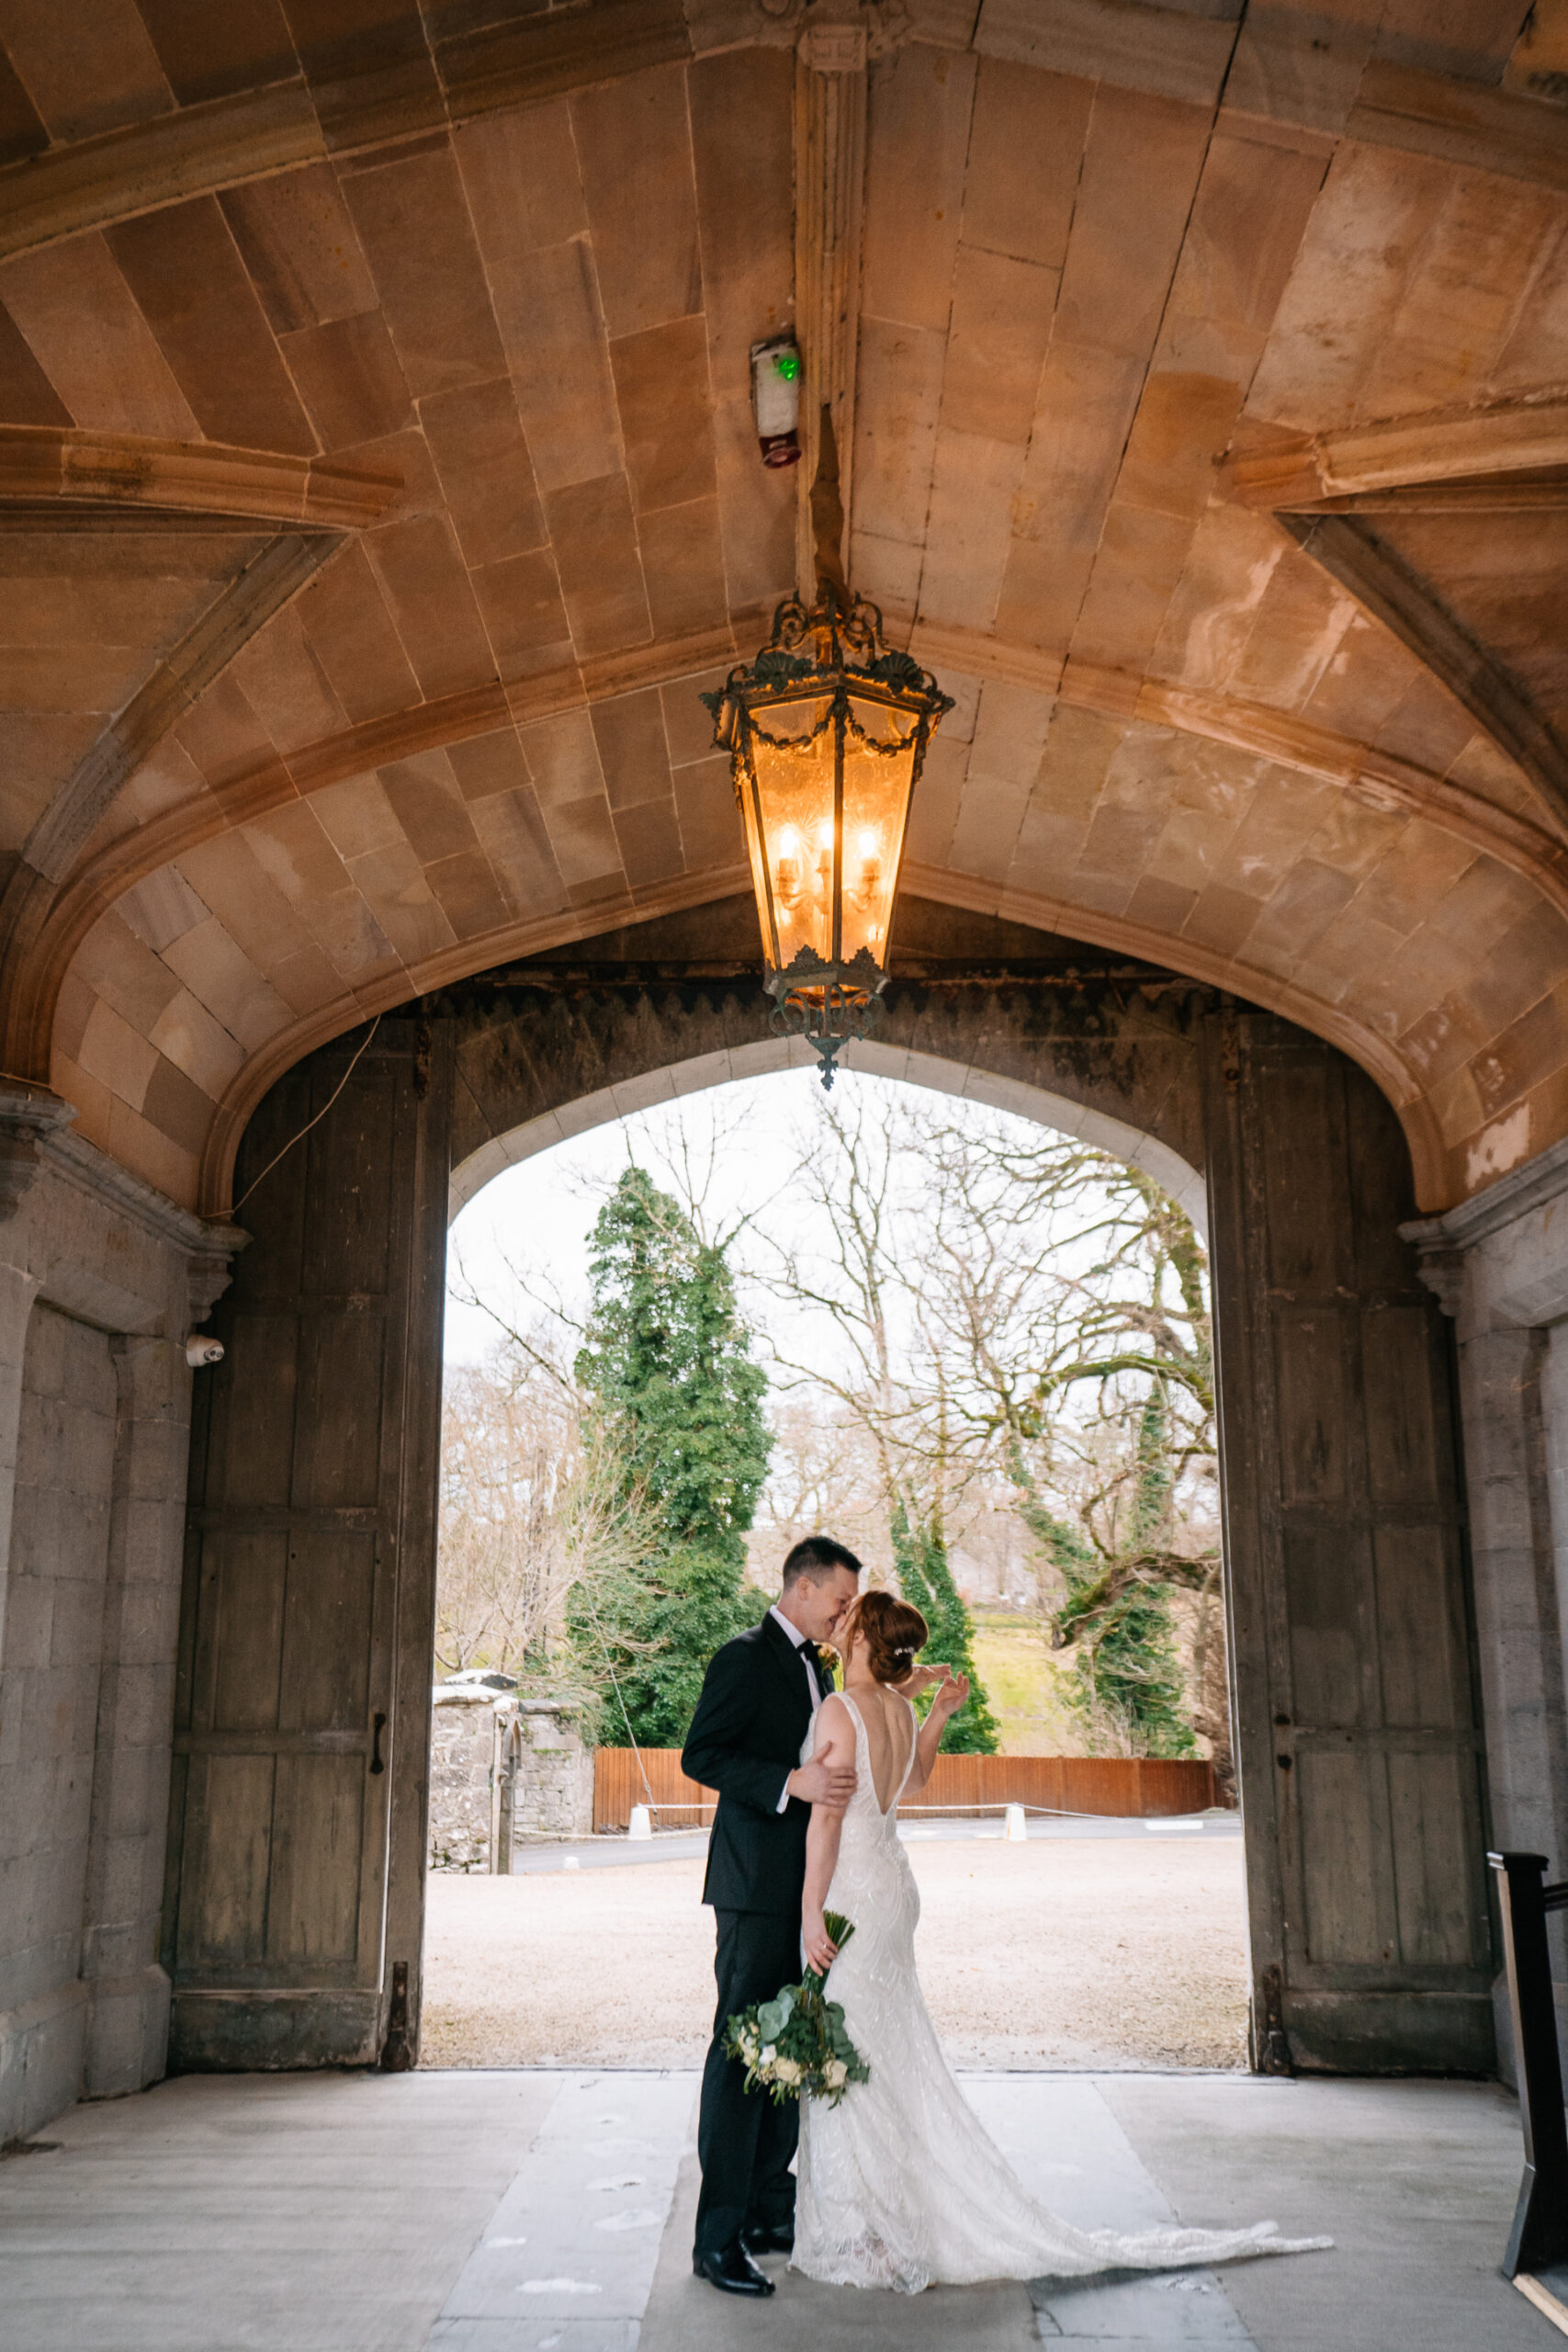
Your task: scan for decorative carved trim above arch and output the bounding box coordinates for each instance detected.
[0,429,401,1083]
[0,425,400,529]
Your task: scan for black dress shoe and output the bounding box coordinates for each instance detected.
[741,2221,795,2256]
[693,2243,775,2296]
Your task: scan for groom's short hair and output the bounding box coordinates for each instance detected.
[782,1535,862,1588]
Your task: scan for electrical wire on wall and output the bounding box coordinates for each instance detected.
[219,1015,383,1220]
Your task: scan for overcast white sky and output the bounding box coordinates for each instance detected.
[443,1066,896,1370]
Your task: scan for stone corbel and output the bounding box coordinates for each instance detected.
[0,1078,75,1225]
[188,1222,249,1329]
[1401,1217,1465,1317]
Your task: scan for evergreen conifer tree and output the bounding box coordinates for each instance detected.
[574,1167,772,1745]
[890,1498,1000,1755]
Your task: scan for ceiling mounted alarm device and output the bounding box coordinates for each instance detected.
[751,334,802,466]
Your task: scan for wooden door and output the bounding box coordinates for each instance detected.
[164,1018,449,2069]
[1205,1011,1493,2074]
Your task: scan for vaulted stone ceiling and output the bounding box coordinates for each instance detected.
[0,0,1565,1217]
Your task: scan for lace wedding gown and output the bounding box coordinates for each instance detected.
[793,1691,1331,2294]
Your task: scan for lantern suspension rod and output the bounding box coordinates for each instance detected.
[814,405,848,976]
[811,401,849,605]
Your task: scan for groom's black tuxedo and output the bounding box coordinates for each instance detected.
[682,1610,827,1912]
[682,1609,828,2259]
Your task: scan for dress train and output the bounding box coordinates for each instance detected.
[793,1693,1332,2295]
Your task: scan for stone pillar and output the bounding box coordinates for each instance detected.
[514,1702,594,1841]
[1540,1326,1568,1723]
[1457,1327,1568,1863]
[0,1089,238,2140]
[0,1257,42,1623]
[81,1334,189,2098]
[428,1690,506,1871]
[1405,1136,1568,2078]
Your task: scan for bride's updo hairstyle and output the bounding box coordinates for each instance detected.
[845,1589,929,1683]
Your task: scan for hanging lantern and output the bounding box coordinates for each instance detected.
[704,583,953,1086]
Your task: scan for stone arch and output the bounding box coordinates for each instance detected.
[448,1035,1209,1239]
[442,895,1212,1243]
[167,903,1493,2086]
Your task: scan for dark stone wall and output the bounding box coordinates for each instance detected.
[435,894,1211,1199]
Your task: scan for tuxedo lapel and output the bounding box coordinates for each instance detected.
[761,1610,814,1715]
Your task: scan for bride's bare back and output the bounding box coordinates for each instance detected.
[829,1675,913,1815]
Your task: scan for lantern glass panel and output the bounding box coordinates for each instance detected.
[736,769,778,968]
[840,691,920,967]
[748,693,835,970]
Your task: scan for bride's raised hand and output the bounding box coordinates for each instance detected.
[802,1909,840,1975]
[931,1669,970,1722]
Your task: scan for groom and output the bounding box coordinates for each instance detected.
[682,1536,862,2297]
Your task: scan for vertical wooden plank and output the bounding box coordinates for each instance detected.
[164,1017,451,2071]
[1204,1010,1493,2075]
[382,1015,455,2061]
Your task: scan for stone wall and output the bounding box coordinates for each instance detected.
[512,1702,594,1844]
[428,1691,503,1873]
[428,1692,593,1872]
[0,1092,233,2145]
[1406,1137,1568,2081]
[1,1307,117,2138]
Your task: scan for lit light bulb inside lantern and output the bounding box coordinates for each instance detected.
[775,823,801,908]
[850,825,882,912]
[817,820,833,853]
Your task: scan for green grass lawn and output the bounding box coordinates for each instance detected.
[968,1608,1086,1755]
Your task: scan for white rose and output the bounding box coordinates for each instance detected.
[760,2045,776,2066]
[824,2059,847,2089]
[774,2058,801,2085]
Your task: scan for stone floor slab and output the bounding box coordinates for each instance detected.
[637,2148,1040,2350]
[0,2071,559,2352]
[427,2324,638,2350]
[430,2073,691,2328]
[1032,2268,1254,2338]
[1100,2075,1555,2352]
[0,2066,1554,2351]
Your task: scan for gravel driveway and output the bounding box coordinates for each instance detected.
[420,1837,1249,2072]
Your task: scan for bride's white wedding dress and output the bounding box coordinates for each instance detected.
[793,1691,1331,2294]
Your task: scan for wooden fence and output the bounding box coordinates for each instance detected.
[592,1747,1218,1832]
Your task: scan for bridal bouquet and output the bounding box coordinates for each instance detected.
[724,1911,871,2109]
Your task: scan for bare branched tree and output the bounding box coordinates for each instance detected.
[434,1331,660,1699]
[746,1088,1226,1763]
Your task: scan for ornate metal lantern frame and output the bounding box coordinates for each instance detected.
[705,583,953,1086]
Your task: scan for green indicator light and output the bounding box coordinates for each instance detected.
[774,351,801,381]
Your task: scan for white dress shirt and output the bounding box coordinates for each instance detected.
[770,1603,821,1812]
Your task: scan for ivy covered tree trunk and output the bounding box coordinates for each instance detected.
[1006,1392,1196,1759]
[575,1167,772,1747]
[891,1498,999,1756]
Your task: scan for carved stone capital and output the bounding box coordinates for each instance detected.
[1403,1221,1466,1318]
[188,1223,249,1327]
[0,1079,75,1225]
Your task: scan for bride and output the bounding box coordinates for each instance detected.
[793,1589,1331,2295]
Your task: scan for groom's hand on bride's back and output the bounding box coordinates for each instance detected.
[787,1756,856,1811]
